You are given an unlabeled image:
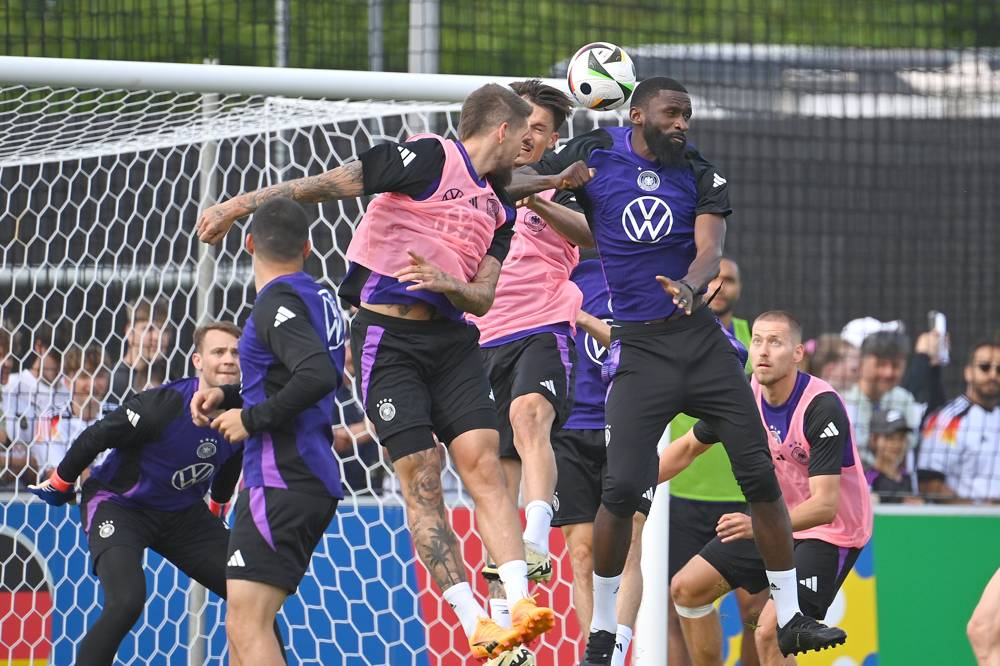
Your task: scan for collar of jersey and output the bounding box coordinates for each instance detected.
[454,140,487,187]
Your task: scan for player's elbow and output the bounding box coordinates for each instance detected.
[818,496,840,524]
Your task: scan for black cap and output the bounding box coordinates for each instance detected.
[871,409,912,435]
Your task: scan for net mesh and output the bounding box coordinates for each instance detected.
[0,86,630,665]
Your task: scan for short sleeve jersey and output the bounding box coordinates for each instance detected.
[533,127,731,321]
[339,138,516,320]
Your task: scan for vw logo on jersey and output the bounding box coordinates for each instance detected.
[584,319,613,364]
[637,170,660,191]
[621,196,673,243]
[171,462,216,491]
[318,288,346,350]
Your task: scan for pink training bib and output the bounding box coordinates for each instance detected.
[469,189,582,343]
[346,134,507,284]
[752,374,873,548]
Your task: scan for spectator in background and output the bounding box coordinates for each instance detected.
[0,328,12,445]
[3,347,71,446]
[917,340,1000,503]
[843,331,923,467]
[108,299,173,404]
[865,409,919,503]
[806,334,859,393]
[332,385,381,495]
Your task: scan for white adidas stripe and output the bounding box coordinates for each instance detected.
[228,550,246,567]
[397,145,416,167]
[273,306,296,327]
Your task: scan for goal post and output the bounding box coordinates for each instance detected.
[0,56,669,665]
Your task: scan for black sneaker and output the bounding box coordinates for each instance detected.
[579,630,616,666]
[777,612,847,656]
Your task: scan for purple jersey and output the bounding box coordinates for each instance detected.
[534,127,732,322]
[239,272,346,498]
[564,259,612,429]
[65,377,242,512]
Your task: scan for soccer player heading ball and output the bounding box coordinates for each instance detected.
[197,84,591,659]
[509,77,850,665]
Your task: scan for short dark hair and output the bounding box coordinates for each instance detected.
[194,321,242,352]
[630,76,688,109]
[754,310,803,341]
[250,197,310,261]
[860,331,910,360]
[967,339,1000,366]
[457,83,532,141]
[509,79,573,131]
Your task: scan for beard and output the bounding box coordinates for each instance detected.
[643,123,687,167]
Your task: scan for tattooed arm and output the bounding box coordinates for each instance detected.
[391,251,502,317]
[196,160,365,244]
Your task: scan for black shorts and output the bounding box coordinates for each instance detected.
[668,496,748,579]
[226,487,338,593]
[700,536,862,619]
[551,428,651,526]
[481,332,576,459]
[602,307,778,517]
[350,308,498,461]
[80,484,229,595]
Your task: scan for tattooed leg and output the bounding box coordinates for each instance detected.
[394,448,468,590]
[449,429,525,566]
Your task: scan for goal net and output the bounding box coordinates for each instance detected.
[0,74,635,665]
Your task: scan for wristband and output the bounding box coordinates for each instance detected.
[49,471,72,493]
[678,279,698,299]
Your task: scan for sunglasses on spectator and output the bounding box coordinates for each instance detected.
[976,363,1000,374]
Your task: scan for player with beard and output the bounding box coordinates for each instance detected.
[197,84,593,659]
[508,77,847,665]
[663,311,872,665]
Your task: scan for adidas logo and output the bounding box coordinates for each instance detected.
[615,642,624,653]
[799,576,818,592]
[397,145,416,167]
[227,550,246,567]
[488,389,495,402]
[769,582,780,591]
[642,486,655,502]
[273,306,296,327]
[539,379,556,396]
[712,173,727,188]
[125,409,140,427]
[820,422,840,439]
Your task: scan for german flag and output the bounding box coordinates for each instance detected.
[0,531,52,665]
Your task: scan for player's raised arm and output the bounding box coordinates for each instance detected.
[196,160,365,244]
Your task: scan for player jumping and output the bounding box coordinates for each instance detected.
[510,77,848,665]
[196,85,592,659]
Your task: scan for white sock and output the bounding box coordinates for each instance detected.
[590,573,621,634]
[523,500,553,555]
[498,559,529,605]
[442,582,485,637]
[489,598,512,628]
[766,569,802,627]
[611,624,632,666]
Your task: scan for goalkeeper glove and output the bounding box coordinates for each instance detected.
[28,471,75,506]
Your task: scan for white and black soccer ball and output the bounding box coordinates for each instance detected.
[566,42,637,111]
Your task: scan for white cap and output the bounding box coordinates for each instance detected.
[840,317,905,349]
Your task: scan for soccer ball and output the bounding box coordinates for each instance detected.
[566,42,637,111]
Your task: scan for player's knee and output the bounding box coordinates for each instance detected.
[736,465,782,503]
[104,585,145,625]
[602,476,650,518]
[967,613,992,652]
[510,394,554,435]
[567,538,594,575]
[669,570,704,608]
